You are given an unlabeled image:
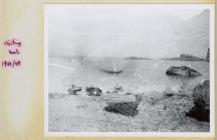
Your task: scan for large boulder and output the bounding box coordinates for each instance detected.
[166,66,201,77]
[186,80,210,122]
[193,80,210,109]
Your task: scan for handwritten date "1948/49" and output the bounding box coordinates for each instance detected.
[2,60,21,68]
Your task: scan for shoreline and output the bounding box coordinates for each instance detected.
[48,83,209,132]
[47,59,210,132]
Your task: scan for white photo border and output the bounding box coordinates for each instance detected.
[44,4,215,137]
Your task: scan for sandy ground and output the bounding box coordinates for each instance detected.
[48,90,209,132]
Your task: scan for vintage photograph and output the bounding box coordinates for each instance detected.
[45,4,212,133]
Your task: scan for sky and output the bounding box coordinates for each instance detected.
[45,4,211,58]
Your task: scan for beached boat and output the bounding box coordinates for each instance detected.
[102,94,143,117]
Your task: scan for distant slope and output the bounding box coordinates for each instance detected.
[162,49,210,61]
[174,9,210,58]
[124,56,152,60]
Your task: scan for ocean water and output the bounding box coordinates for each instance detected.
[49,56,209,94]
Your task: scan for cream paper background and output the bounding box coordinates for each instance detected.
[0,0,216,140]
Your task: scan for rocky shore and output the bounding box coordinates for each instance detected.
[49,72,210,132]
[49,82,209,132]
[49,57,210,132]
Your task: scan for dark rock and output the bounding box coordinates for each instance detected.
[164,93,174,97]
[86,86,102,96]
[186,80,210,122]
[104,102,139,117]
[103,94,142,117]
[193,80,210,109]
[68,84,82,95]
[126,92,133,95]
[166,66,201,77]
[206,48,210,61]
[186,106,209,122]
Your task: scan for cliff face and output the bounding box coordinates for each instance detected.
[162,52,209,61]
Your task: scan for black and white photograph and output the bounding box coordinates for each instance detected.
[45,4,214,135]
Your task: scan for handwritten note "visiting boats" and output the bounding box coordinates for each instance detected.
[2,38,22,68]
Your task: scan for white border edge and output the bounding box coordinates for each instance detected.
[44,4,215,137]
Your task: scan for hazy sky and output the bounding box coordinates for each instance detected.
[45,4,211,58]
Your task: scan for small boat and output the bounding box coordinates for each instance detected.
[102,94,143,117]
[99,69,123,75]
[95,57,126,75]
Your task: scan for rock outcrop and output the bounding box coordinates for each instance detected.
[193,80,210,109]
[179,54,203,61]
[166,66,201,77]
[86,86,102,96]
[206,48,210,61]
[162,53,207,61]
[186,80,210,122]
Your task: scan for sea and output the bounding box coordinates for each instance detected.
[48,56,209,95]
